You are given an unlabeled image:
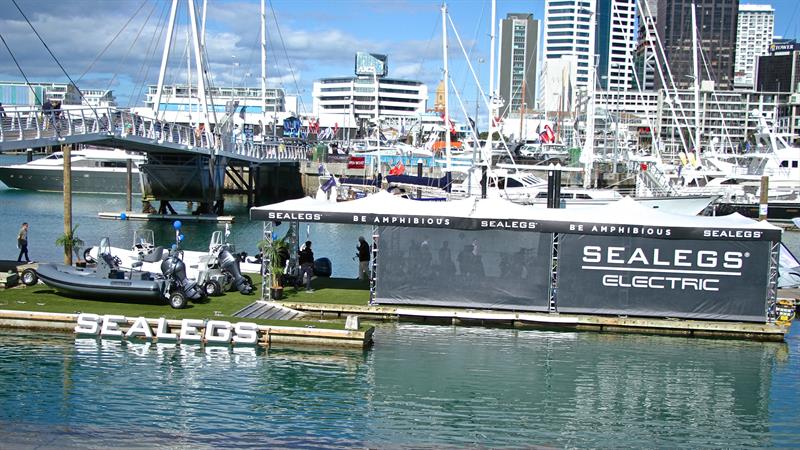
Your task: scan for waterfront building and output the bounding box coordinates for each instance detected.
[0,81,81,106]
[140,84,288,125]
[81,89,117,107]
[595,0,637,91]
[311,52,428,129]
[633,0,658,91]
[734,4,774,89]
[543,0,596,89]
[498,13,539,117]
[656,0,740,90]
[578,88,791,154]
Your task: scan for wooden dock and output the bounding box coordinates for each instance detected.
[98,212,235,223]
[279,301,792,341]
[235,301,307,321]
[0,310,373,348]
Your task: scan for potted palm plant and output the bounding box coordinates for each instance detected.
[258,237,289,300]
[56,224,85,266]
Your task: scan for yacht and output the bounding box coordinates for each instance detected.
[0,147,145,194]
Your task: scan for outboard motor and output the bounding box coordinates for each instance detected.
[218,245,254,294]
[161,253,205,301]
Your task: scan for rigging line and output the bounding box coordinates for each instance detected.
[457,0,486,102]
[106,0,160,96]
[0,32,43,105]
[268,0,306,114]
[130,0,171,108]
[77,0,148,84]
[11,0,97,116]
[415,11,441,80]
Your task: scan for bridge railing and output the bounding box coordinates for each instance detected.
[0,106,308,162]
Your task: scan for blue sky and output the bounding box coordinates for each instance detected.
[1,0,799,121]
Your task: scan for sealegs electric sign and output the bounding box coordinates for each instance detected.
[556,235,771,322]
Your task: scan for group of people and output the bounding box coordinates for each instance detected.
[295,236,371,293]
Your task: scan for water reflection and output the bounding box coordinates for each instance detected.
[0,325,797,448]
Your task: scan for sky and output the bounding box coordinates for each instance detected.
[1,0,800,122]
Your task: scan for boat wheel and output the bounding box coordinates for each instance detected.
[241,274,254,293]
[204,280,222,297]
[169,291,187,309]
[21,268,38,286]
[83,248,95,264]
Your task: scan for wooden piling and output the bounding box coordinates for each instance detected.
[126,158,133,212]
[758,175,769,221]
[63,144,72,265]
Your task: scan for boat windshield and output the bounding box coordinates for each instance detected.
[99,237,111,255]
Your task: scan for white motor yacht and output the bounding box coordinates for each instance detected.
[0,147,145,194]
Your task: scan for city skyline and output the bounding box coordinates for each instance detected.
[1,0,800,119]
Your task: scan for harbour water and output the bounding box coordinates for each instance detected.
[0,325,798,447]
[0,154,369,278]
[2,153,800,446]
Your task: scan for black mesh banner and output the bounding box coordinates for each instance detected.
[375,227,552,311]
[556,234,771,322]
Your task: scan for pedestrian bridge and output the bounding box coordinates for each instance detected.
[0,106,308,164]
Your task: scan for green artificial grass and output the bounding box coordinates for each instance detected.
[0,274,351,331]
[278,276,371,306]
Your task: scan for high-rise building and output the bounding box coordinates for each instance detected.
[543,0,596,89]
[656,0,740,90]
[633,0,659,91]
[755,40,800,92]
[498,13,539,117]
[595,0,637,90]
[734,4,774,89]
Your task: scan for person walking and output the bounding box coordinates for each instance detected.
[42,99,53,130]
[357,236,370,280]
[299,241,315,292]
[17,222,29,262]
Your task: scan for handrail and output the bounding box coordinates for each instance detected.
[0,105,308,163]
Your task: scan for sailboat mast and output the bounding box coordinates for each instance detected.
[261,0,267,126]
[691,2,701,152]
[442,2,451,170]
[485,0,497,166]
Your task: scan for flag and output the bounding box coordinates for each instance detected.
[321,175,336,193]
[539,124,556,143]
[239,106,246,119]
[347,156,365,169]
[389,161,405,176]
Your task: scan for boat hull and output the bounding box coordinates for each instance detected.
[715,202,800,223]
[0,166,142,194]
[36,263,164,302]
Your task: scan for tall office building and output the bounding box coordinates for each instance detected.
[498,13,539,117]
[734,4,774,89]
[633,0,659,91]
[595,0,637,90]
[543,0,596,89]
[656,0,740,90]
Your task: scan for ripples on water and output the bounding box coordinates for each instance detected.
[0,324,798,448]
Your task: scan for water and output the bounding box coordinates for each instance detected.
[0,154,370,278]
[3,153,800,446]
[0,325,798,448]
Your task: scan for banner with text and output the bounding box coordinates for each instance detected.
[556,234,771,322]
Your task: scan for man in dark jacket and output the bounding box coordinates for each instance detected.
[357,236,370,280]
[298,241,314,292]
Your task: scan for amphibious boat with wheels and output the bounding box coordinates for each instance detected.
[35,238,203,308]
